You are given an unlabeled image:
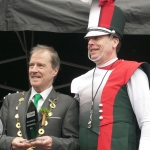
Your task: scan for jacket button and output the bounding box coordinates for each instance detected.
[99,103,103,107]
[99,116,103,120]
[99,110,103,113]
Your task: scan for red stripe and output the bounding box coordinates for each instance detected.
[97,65,119,150]
[97,60,141,150]
[99,4,115,28]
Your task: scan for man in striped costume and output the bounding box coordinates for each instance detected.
[71,0,150,150]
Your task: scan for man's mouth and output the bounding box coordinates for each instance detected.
[89,49,98,54]
[31,76,40,78]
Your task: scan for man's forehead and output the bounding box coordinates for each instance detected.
[87,34,110,39]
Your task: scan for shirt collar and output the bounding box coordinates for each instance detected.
[29,86,53,101]
[97,58,118,68]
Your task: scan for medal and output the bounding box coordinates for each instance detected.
[16,106,18,110]
[15,114,19,119]
[16,123,21,128]
[19,97,24,102]
[38,129,44,135]
[17,131,22,137]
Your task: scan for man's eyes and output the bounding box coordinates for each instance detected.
[39,64,45,67]
[29,64,33,67]
[29,64,45,67]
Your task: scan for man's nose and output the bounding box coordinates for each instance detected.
[88,38,95,45]
[30,65,38,72]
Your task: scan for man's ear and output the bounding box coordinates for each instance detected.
[112,37,119,49]
[53,68,59,77]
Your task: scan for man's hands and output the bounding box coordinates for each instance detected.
[12,136,52,150]
[31,136,53,150]
[12,137,32,150]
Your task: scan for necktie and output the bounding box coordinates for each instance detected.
[34,94,42,108]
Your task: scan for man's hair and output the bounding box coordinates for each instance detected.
[116,40,121,53]
[30,44,60,70]
[112,36,122,53]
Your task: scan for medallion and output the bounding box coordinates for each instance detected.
[17,131,22,137]
[38,129,44,135]
[15,114,19,119]
[16,123,21,128]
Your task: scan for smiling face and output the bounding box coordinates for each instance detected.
[29,50,58,93]
[87,35,119,65]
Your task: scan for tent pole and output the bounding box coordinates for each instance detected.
[31,31,34,48]
[15,31,30,89]
[15,31,26,53]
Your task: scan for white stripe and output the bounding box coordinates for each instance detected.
[88,0,101,28]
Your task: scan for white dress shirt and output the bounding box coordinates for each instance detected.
[29,86,53,112]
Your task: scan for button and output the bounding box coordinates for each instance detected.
[99,103,103,107]
[99,110,103,113]
[99,116,103,120]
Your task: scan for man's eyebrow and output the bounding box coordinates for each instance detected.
[38,63,46,66]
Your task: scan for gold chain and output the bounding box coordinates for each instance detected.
[14,91,59,150]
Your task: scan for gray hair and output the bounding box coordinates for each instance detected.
[30,44,60,70]
[116,41,121,53]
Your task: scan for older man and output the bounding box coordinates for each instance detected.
[0,45,79,150]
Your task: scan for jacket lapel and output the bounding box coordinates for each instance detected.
[38,88,58,122]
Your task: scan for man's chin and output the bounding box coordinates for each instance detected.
[30,83,40,88]
[91,56,98,60]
